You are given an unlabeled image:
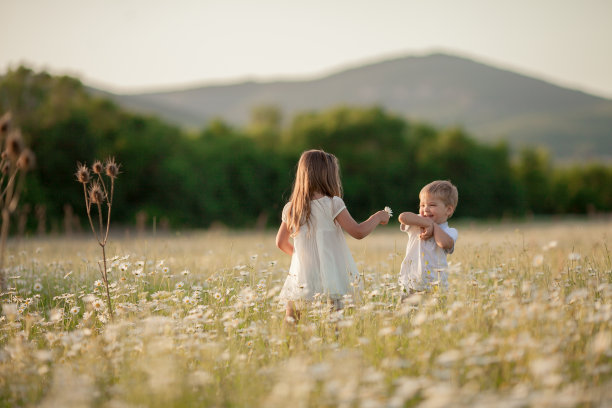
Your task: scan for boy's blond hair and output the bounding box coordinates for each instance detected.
[420,180,458,214]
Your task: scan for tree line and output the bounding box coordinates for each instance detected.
[0,66,610,232]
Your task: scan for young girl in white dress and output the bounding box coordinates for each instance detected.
[276,149,390,322]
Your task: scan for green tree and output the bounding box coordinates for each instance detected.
[515,147,553,214]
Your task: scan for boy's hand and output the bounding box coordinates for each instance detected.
[419,220,434,240]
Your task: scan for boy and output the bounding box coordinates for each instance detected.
[398,180,458,294]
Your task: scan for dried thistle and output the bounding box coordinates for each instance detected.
[105,157,120,179]
[5,130,24,161]
[0,114,33,292]
[16,149,35,172]
[75,162,90,184]
[89,181,105,204]
[75,157,122,321]
[92,160,103,175]
[0,112,10,134]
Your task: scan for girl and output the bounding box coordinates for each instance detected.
[276,149,390,322]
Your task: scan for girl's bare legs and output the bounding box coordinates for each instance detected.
[285,301,301,323]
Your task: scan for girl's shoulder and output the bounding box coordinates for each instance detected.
[330,196,346,218]
[311,196,345,218]
[281,202,292,223]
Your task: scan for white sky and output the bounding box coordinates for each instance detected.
[2,0,612,98]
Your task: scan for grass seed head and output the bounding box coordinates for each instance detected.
[92,160,103,175]
[1,161,10,175]
[75,163,90,184]
[105,157,120,179]
[89,181,105,204]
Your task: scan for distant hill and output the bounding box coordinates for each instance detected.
[91,53,612,161]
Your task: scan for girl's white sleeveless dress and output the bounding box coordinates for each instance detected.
[279,196,361,302]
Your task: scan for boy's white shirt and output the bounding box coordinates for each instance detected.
[399,222,458,291]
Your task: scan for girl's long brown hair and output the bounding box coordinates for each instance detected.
[286,150,343,236]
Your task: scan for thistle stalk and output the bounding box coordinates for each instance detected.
[75,158,121,320]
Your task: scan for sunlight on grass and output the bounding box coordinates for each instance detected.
[1,219,611,407]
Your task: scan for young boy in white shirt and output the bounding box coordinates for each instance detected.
[398,180,458,294]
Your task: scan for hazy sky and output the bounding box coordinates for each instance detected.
[2,0,612,97]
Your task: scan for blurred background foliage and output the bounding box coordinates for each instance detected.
[1,66,611,232]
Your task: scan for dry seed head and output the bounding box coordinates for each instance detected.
[92,160,103,174]
[88,181,105,204]
[5,130,24,161]
[1,161,10,175]
[75,163,91,184]
[105,157,120,178]
[16,149,35,171]
[0,112,11,134]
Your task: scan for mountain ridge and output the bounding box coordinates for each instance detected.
[90,52,612,160]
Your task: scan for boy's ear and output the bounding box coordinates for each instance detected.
[446,205,455,218]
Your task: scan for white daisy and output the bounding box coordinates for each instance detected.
[92,299,104,311]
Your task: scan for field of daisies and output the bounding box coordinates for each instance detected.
[1,219,611,407]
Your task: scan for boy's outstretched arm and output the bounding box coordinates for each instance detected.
[276,222,294,255]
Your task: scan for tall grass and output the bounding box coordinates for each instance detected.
[0,219,610,407]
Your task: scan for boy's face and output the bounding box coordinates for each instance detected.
[419,193,454,224]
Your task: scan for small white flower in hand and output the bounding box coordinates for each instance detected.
[384,206,393,217]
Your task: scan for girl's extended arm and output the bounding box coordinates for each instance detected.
[335,209,389,240]
[275,222,294,255]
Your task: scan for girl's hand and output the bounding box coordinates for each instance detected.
[377,210,391,225]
